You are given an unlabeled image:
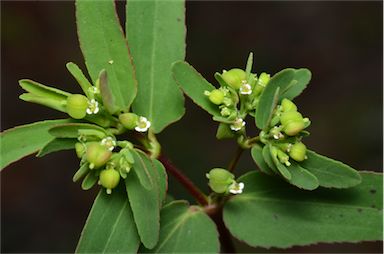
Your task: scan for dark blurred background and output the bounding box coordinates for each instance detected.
[1,1,382,253]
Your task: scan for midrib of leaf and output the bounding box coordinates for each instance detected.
[134,151,153,188]
[155,212,193,251]
[235,195,380,211]
[94,6,125,107]
[147,1,158,121]
[102,201,128,252]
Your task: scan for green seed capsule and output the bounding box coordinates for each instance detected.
[75,142,86,158]
[99,168,120,194]
[86,142,112,169]
[66,94,89,119]
[206,168,234,194]
[283,120,305,136]
[281,98,297,112]
[289,142,307,161]
[209,89,225,105]
[222,69,246,90]
[280,111,303,126]
[119,113,138,130]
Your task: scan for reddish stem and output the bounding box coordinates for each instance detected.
[158,155,208,206]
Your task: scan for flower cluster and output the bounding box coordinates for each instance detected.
[204,68,270,134]
[75,133,136,194]
[260,98,310,166]
[19,65,154,194]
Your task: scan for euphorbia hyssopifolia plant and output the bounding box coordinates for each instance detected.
[1,0,382,253]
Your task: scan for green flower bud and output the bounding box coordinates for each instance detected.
[280,111,303,126]
[119,113,138,130]
[257,72,270,87]
[66,94,88,119]
[222,69,246,90]
[289,142,307,162]
[209,89,225,105]
[281,98,297,112]
[283,120,305,136]
[206,168,234,194]
[277,149,291,166]
[75,142,86,158]
[99,168,120,194]
[86,142,112,169]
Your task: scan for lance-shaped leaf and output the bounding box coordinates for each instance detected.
[223,171,383,248]
[66,62,93,98]
[49,123,108,139]
[255,68,311,130]
[143,201,220,253]
[1,119,72,170]
[126,151,163,249]
[127,0,185,133]
[19,79,70,112]
[172,61,221,116]
[76,185,140,253]
[299,150,362,188]
[76,0,137,111]
[37,138,77,157]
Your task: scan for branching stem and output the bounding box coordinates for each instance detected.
[158,155,208,206]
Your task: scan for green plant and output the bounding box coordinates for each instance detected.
[1,0,382,253]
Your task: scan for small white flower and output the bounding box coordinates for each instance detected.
[86,99,99,114]
[108,60,114,64]
[229,182,244,194]
[230,118,246,131]
[135,116,151,132]
[239,83,252,95]
[101,137,116,151]
[88,86,100,95]
[220,107,231,117]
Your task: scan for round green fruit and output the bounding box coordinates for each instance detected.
[281,98,297,112]
[206,168,234,194]
[99,168,120,194]
[86,142,112,169]
[209,89,225,105]
[222,69,246,90]
[66,94,88,119]
[289,142,307,161]
[119,113,139,130]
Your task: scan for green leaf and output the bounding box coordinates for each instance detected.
[19,79,70,99]
[76,0,137,111]
[125,152,160,249]
[143,201,220,253]
[49,123,107,139]
[76,185,140,253]
[255,68,311,130]
[1,119,72,170]
[216,123,235,140]
[262,145,278,174]
[251,144,274,175]
[223,171,383,248]
[81,170,98,190]
[37,138,77,157]
[127,0,185,133]
[153,159,168,205]
[245,52,253,81]
[19,79,69,112]
[300,150,362,188]
[255,85,280,130]
[282,68,311,100]
[131,150,154,190]
[73,163,90,182]
[66,62,93,98]
[172,61,220,116]
[98,69,119,115]
[286,162,319,190]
